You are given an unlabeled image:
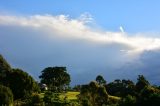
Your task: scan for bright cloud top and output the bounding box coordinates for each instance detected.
[0,14,160,54]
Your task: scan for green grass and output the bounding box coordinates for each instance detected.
[109,95,121,100]
[39,91,80,100]
[39,92,45,98]
[108,95,121,104]
[39,91,120,102]
[59,91,80,100]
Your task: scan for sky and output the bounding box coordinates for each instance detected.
[1,0,160,85]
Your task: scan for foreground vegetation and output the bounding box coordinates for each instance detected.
[1,54,160,106]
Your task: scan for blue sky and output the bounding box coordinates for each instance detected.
[1,0,160,32]
[1,1,160,85]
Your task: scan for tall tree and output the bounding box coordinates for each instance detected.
[8,68,40,100]
[136,75,150,92]
[79,81,108,106]
[96,75,106,85]
[0,54,12,85]
[106,79,135,97]
[0,54,11,72]
[0,55,40,100]
[39,67,71,91]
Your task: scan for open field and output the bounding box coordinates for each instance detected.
[39,91,120,101]
[59,91,80,100]
[39,91,80,100]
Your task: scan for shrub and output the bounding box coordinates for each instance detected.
[119,95,136,106]
[29,93,44,106]
[79,81,108,106]
[0,84,13,106]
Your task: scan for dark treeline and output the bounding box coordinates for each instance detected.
[77,75,160,106]
[1,54,160,106]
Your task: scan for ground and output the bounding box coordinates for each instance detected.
[39,91,120,101]
[39,91,80,101]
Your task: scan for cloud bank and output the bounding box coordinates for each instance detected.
[1,14,160,54]
[1,14,160,85]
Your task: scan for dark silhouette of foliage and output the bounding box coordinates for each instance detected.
[106,79,135,97]
[2,54,160,106]
[136,86,160,106]
[0,54,11,72]
[119,95,136,106]
[0,55,40,101]
[136,75,150,92]
[39,67,71,92]
[7,68,40,100]
[73,85,81,91]
[96,75,106,85]
[79,81,108,106]
[29,93,44,106]
[0,84,13,106]
[0,54,12,85]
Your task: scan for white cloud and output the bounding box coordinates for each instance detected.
[1,14,160,55]
[1,13,160,84]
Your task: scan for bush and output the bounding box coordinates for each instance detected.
[119,95,136,106]
[108,96,120,105]
[79,81,108,106]
[137,86,160,106]
[147,93,160,105]
[8,69,40,100]
[43,91,62,104]
[0,84,13,106]
[29,93,44,106]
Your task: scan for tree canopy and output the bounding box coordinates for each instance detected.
[106,79,135,97]
[79,81,108,106]
[8,68,40,100]
[0,54,12,85]
[0,54,11,72]
[39,67,71,91]
[136,75,150,92]
[0,55,40,100]
[96,75,106,85]
[0,84,13,106]
[2,54,160,106]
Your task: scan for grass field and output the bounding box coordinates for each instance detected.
[39,91,120,102]
[59,91,80,100]
[39,91,80,100]
[39,92,45,98]
[109,95,121,100]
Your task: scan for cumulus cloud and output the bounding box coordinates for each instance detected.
[1,14,160,84]
[1,14,160,54]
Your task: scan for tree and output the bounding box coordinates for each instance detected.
[39,67,71,91]
[27,93,44,106]
[79,81,108,106]
[73,85,81,91]
[8,68,40,100]
[119,95,137,106]
[136,86,160,106]
[147,93,160,106]
[0,54,12,85]
[95,75,106,85]
[0,54,11,72]
[106,79,135,97]
[0,55,40,100]
[136,75,150,92]
[0,84,13,106]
